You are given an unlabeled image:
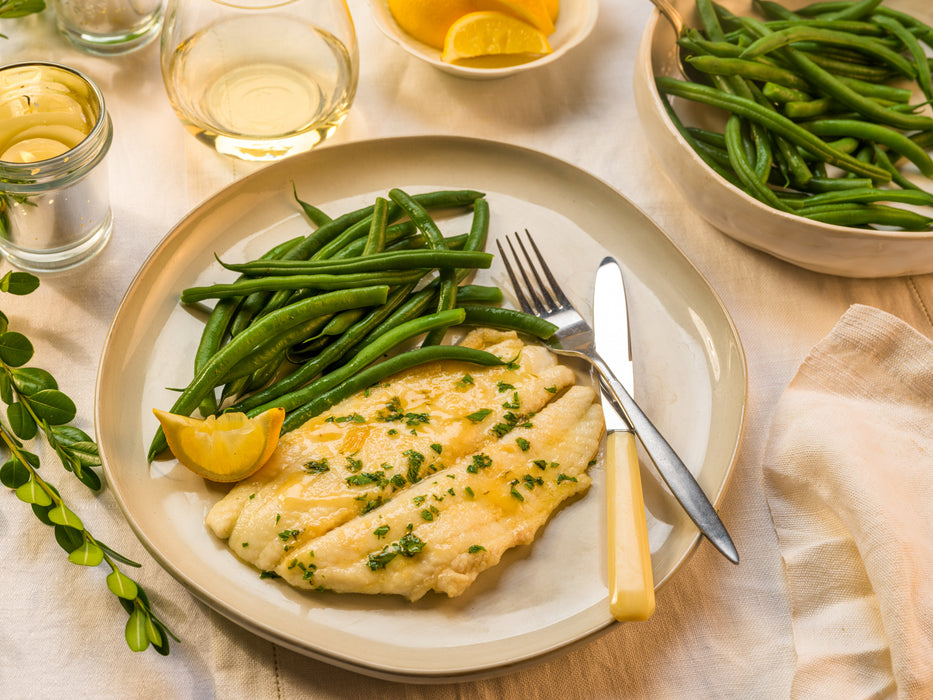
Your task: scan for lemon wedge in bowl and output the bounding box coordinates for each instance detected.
[441,11,552,64]
[152,407,285,483]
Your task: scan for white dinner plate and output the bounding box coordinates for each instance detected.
[96,136,747,682]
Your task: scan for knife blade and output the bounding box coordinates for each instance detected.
[593,256,739,565]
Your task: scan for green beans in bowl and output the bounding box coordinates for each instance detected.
[634,0,933,277]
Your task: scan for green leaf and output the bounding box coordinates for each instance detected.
[0,370,12,404]
[68,540,104,566]
[28,389,76,425]
[0,331,33,367]
[32,501,55,525]
[0,458,29,488]
[96,540,141,568]
[15,477,51,506]
[145,615,163,648]
[10,366,57,394]
[48,503,83,529]
[0,271,40,295]
[54,525,83,553]
[125,608,150,652]
[49,424,94,446]
[0,1,47,20]
[7,401,37,440]
[72,465,102,491]
[106,570,139,600]
[0,310,7,334]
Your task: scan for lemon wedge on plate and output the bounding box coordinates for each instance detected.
[153,407,285,482]
[441,11,552,64]
[387,0,477,49]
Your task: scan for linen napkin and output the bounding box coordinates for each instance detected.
[763,304,933,700]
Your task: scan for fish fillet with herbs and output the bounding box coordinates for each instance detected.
[205,328,605,600]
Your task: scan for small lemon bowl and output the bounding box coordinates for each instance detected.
[369,0,598,80]
[633,0,933,278]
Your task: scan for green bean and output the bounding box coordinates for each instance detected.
[725,116,795,211]
[221,314,333,384]
[389,188,458,347]
[762,81,812,103]
[229,284,418,413]
[455,284,504,305]
[180,270,427,304]
[763,19,885,35]
[873,14,933,101]
[248,308,467,419]
[217,249,493,276]
[835,75,911,104]
[258,190,483,319]
[147,285,390,461]
[280,345,504,434]
[782,186,933,209]
[804,177,874,192]
[742,26,916,79]
[459,305,557,339]
[656,77,890,180]
[818,0,883,22]
[798,203,933,229]
[687,55,812,90]
[363,196,389,255]
[802,119,933,177]
[696,0,726,41]
[293,183,333,227]
[754,0,800,21]
[739,17,933,131]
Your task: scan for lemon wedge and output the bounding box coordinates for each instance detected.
[441,11,552,64]
[480,0,554,35]
[153,407,285,483]
[388,0,477,50]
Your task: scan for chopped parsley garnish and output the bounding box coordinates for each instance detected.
[345,456,363,473]
[516,437,531,451]
[259,570,280,579]
[303,458,330,474]
[510,486,525,501]
[496,381,515,393]
[430,443,443,454]
[544,385,557,393]
[361,496,384,514]
[456,374,475,388]
[374,525,390,539]
[502,392,520,410]
[465,486,475,498]
[404,449,425,483]
[557,474,578,484]
[332,412,365,423]
[467,453,492,474]
[366,530,426,570]
[345,472,387,487]
[468,544,486,554]
[466,408,492,423]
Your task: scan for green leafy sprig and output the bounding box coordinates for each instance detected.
[0,0,45,38]
[0,270,177,654]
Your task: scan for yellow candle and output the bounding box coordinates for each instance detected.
[0,64,95,163]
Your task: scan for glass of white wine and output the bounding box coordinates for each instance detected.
[160,0,358,162]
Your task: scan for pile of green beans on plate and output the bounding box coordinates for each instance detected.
[147,187,557,461]
[657,0,933,230]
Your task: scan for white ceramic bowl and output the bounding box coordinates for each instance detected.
[369,0,598,80]
[633,0,933,278]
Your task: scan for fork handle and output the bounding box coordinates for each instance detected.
[590,353,740,565]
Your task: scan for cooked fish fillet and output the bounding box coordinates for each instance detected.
[205,328,603,599]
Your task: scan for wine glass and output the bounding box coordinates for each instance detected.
[160,0,358,161]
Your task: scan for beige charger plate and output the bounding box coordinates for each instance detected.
[96,136,746,682]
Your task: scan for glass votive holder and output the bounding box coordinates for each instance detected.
[160,0,359,162]
[0,62,114,273]
[50,0,163,56]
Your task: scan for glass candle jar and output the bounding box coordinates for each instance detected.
[50,0,164,56]
[0,62,113,273]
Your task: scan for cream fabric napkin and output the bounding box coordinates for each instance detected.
[763,305,933,699]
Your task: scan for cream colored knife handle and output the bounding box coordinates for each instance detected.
[607,429,656,622]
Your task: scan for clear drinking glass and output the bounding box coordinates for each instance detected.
[160,0,359,162]
[50,0,163,56]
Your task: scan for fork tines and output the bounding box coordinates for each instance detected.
[496,229,570,317]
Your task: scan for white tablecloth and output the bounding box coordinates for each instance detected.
[2,2,932,698]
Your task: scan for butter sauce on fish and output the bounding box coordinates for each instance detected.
[205,328,604,600]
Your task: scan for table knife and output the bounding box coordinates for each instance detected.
[594,256,739,565]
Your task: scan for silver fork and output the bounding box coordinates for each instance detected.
[496,230,739,565]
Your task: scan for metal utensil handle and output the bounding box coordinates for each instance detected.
[591,352,740,564]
